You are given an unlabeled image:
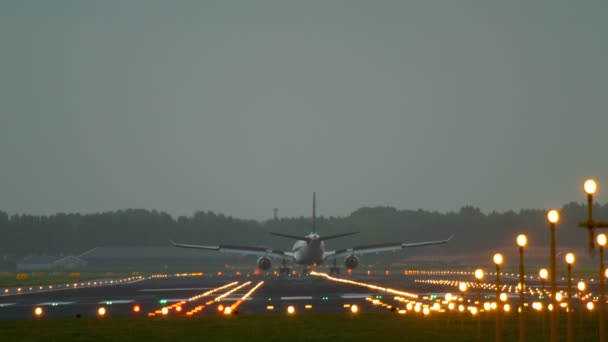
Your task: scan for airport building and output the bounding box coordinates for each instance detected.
[16,255,88,271]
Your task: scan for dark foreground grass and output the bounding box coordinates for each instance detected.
[0,312,600,341]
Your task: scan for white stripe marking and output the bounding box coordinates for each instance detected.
[341,294,374,299]
[38,301,75,306]
[97,300,134,304]
[139,288,212,292]
[280,296,313,300]
[0,303,16,307]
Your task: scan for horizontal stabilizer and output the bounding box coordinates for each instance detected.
[319,231,359,241]
[270,232,310,241]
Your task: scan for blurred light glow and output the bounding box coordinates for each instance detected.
[547,210,560,224]
[597,234,607,247]
[287,305,295,315]
[539,268,548,280]
[474,269,484,280]
[565,253,575,265]
[98,307,106,317]
[493,253,503,265]
[584,179,598,195]
[516,234,528,247]
[578,281,586,292]
[34,307,43,317]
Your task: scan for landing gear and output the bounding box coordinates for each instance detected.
[279,259,290,275]
[329,258,340,275]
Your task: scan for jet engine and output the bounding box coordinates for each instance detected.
[344,255,359,269]
[257,256,272,270]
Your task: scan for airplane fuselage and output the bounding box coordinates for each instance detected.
[292,233,325,265]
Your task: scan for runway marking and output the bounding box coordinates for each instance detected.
[310,271,419,300]
[185,282,252,317]
[280,296,313,300]
[0,303,16,307]
[230,281,264,312]
[149,282,239,317]
[166,298,188,303]
[140,288,212,292]
[97,300,134,304]
[341,294,375,299]
[222,297,253,301]
[38,301,75,306]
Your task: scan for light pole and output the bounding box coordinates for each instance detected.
[547,209,559,342]
[598,233,607,341]
[540,268,549,339]
[474,268,484,341]
[579,179,606,253]
[578,281,586,336]
[516,234,527,342]
[459,282,468,333]
[565,252,575,342]
[494,253,504,342]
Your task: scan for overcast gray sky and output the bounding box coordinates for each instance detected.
[1,1,607,220]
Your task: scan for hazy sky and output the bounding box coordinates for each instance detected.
[1,1,607,220]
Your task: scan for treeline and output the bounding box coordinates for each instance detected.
[1,202,607,258]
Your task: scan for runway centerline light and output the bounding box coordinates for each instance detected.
[97,307,106,317]
[350,304,359,314]
[34,307,43,317]
[287,305,295,315]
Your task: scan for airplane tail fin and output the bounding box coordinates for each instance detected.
[319,231,359,241]
[312,192,316,234]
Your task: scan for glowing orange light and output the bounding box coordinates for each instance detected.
[98,307,106,317]
[218,304,224,312]
[133,305,141,313]
[175,306,182,312]
[34,307,43,317]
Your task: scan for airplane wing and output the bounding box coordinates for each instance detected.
[323,235,453,259]
[170,240,294,259]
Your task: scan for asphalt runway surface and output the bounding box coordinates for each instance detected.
[0,269,595,320]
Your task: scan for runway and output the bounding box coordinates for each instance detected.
[0,269,593,320]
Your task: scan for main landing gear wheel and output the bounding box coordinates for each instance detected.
[329,259,340,275]
[279,259,290,275]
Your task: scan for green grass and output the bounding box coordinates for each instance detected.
[0,312,600,341]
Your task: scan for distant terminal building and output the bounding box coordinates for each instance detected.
[16,255,88,271]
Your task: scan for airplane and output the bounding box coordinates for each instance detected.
[171,193,452,274]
